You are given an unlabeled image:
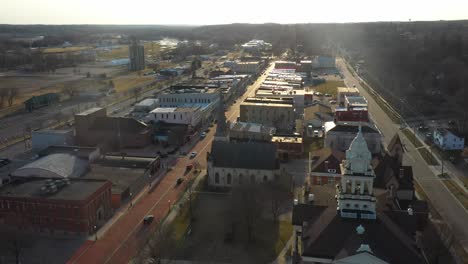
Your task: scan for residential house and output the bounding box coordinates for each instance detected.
[433,128,465,151]
[309,148,345,185]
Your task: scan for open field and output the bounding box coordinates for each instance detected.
[43,46,93,54]
[96,42,161,61]
[173,192,292,264]
[310,80,344,98]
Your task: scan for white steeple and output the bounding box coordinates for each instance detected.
[337,128,377,220]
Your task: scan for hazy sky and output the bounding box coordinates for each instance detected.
[2,0,468,25]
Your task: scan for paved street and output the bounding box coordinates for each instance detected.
[67,65,273,264]
[337,58,468,251]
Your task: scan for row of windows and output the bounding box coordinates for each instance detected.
[214,173,270,185]
[155,113,185,120]
[160,97,211,104]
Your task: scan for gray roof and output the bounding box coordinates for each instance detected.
[12,153,88,178]
[210,141,279,170]
[0,178,108,201]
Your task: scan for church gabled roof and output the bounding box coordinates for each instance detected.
[387,133,404,153]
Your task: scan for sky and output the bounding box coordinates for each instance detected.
[2,0,468,25]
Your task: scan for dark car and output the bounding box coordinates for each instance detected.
[176,178,184,186]
[0,158,11,167]
[143,215,155,225]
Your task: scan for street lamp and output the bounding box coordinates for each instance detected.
[94,225,98,241]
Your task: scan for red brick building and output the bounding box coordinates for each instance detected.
[271,136,303,161]
[309,148,345,185]
[0,178,112,235]
[334,108,369,123]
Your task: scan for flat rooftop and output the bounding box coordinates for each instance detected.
[150,106,201,114]
[0,178,108,201]
[242,97,293,107]
[272,136,303,144]
[230,122,276,134]
[337,87,359,94]
[84,164,146,194]
[76,107,104,116]
[345,96,368,105]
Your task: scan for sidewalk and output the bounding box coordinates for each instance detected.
[407,126,468,194]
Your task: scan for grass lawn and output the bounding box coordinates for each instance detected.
[402,128,423,148]
[97,42,160,60]
[442,179,468,210]
[174,192,293,264]
[418,148,439,166]
[43,46,93,53]
[311,81,345,98]
[359,81,401,123]
[112,75,154,94]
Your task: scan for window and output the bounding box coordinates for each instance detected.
[215,173,220,184]
[238,174,243,184]
[354,204,359,208]
[346,203,350,207]
[263,175,268,182]
[227,174,232,185]
[363,204,368,208]
[317,176,322,185]
[250,175,255,184]
[328,169,336,173]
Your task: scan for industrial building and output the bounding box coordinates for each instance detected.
[239,97,295,133]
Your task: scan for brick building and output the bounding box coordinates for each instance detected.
[75,107,151,150]
[271,136,304,160]
[0,178,112,235]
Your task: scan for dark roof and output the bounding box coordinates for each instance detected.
[398,166,414,190]
[292,204,328,225]
[301,214,424,263]
[210,141,279,170]
[329,124,378,133]
[38,145,98,159]
[374,153,400,189]
[310,148,345,173]
[89,117,149,134]
[387,133,403,153]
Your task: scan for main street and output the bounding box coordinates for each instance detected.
[336,58,468,251]
[68,64,273,264]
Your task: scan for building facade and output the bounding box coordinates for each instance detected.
[0,178,112,235]
[129,39,145,71]
[149,106,202,127]
[239,98,295,133]
[207,142,281,188]
[325,123,382,154]
[433,128,465,150]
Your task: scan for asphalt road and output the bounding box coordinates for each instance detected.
[68,65,273,264]
[337,58,468,251]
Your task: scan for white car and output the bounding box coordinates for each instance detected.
[190,152,197,158]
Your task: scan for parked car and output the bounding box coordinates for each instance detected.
[143,215,155,225]
[190,152,197,158]
[329,100,337,104]
[176,178,184,186]
[200,132,207,139]
[0,158,11,167]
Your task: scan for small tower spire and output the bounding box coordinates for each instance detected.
[214,89,229,142]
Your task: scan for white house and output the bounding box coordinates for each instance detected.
[149,106,202,127]
[207,141,281,188]
[433,128,465,151]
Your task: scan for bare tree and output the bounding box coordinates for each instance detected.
[136,222,177,264]
[231,184,263,243]
[261,183,289,224]
[133,86,143,103]
[0,229,28,264]
[8,88,18,106]
[0,88,8,108]
[62,86,78,98]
